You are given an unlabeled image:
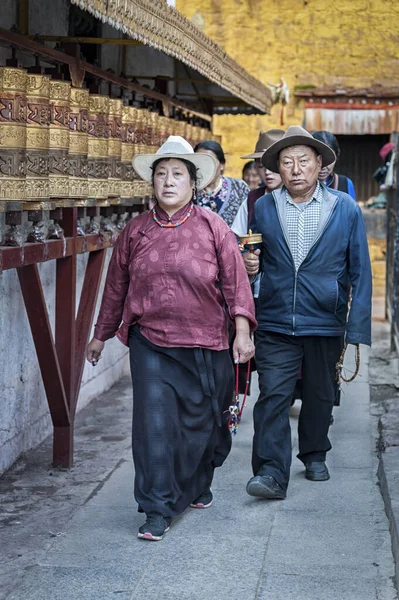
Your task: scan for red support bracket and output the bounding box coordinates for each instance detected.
[16,207,108,468]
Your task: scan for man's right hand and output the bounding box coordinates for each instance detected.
[243,249,260,276]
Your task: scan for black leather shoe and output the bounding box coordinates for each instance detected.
[305,461,330,481]
[246,475,286,499]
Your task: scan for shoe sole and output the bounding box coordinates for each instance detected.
[190,500,213,509]
[137,526,170,541]
[305,473,330,482]
[246,481,286,499]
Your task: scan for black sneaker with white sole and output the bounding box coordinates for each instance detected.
[190,488,213,509]
[138,515,172,541]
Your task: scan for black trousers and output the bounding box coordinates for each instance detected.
[129,325,233,517]
[253,331,344,489]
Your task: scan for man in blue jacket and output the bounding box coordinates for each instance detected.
[244,126,372,499]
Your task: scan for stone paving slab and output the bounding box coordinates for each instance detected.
[257,573,378,600]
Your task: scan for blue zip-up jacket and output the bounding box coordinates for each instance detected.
[252,185,372,346]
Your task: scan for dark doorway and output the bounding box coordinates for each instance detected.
[335,134,390,203]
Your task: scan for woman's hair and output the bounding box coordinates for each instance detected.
[312,131,341,160]
[194,140,226,165]
[151,157,199,202]
[242,160,257,176]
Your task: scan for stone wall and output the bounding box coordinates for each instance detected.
[177,0,399,177]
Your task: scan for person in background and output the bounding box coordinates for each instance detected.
[194,140,249,227]
[86,136,256,542]
[242,160,262,190]
[312,131,356,200]
[232,130,285,237]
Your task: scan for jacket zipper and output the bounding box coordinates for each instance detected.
[272,191,338,336]
[272,191,298,336]
[292,271,298,335]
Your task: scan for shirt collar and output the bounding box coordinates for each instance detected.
[285,181,323,205]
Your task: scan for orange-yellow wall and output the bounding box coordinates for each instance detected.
[176,0,399,177]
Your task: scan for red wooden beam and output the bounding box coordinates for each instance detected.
[74,250,107,410]
[0,236,113,272]
[17,264,70,429]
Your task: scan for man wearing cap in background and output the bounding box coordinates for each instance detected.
[231,129,285,237]
[244,126,372,500]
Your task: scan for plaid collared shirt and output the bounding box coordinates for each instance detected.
[285,181,323,270]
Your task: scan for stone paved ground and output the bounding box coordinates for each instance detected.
[1,346,397,600]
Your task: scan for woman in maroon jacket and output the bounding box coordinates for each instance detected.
[86,136,256,541]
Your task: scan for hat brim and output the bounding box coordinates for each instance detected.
[132,152,217,190]
[241,151,264,159]
[261,136,336,173]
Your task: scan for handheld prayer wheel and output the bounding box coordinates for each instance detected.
[87,93,109,200]
[69,87,89,199]
[48,80,70,199]
[0,67,27,201]
[121,104,136,201]
[107,98,122,198]
[25,73,50,201]
[238,230,262,253]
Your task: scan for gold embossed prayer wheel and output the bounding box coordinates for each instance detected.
[69,87,89,199]
[133,108,151,155]
[158,116,169,145]
[49,80,70,199]
[148,111,159,153]
[0,67,27,201]
[121,105,136,201]
[107,98,122,199]
[25,73,50,201]
[87,94,109,200]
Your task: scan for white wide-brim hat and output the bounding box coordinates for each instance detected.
[132,136,217,190]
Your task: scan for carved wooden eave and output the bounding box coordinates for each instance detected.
[69,0,273,114]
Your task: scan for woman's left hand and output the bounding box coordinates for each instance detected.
[233,332,255,364]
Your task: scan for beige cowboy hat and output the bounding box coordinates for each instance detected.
[261,125,336,173]
[132,135,217,190]
[241,129,285,159]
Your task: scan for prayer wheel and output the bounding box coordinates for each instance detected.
[121,104,136,200]
[48,80,70,199]
[69,87,89,199]
[133,108,151,155]
[148,111,159,153]
[0,67,27,201]
[87,93,109,200]
[25,73,50,201]
[191,124,202,149]
[107,98,122,198]
[184,122,194,148]
[158,115,169,145]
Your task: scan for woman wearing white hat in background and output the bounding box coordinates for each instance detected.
[86,136,256,541]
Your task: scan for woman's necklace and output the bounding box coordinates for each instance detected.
[152,202,194,228]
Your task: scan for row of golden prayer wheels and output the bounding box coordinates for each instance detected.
[0,66,219,209]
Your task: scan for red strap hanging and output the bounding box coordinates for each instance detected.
[228,361,251,435]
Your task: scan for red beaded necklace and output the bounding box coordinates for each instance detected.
[152,202,194,228]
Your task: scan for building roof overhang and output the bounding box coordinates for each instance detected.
[69,0,273,115]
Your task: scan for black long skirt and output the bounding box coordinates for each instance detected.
[128,325,234,518]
